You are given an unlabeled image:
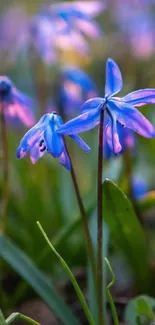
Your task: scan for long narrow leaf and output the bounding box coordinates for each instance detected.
[0,235,79,325]
[0,310,7,325]
[37,222,95,325]
[6,313,40,325]
[102,179,150,291]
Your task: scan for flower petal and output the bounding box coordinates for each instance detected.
[122,89,155,106]
[58,148,71,171]
[11,101,35,127]
[16,114,51,159]
[69,134,91,152]
[44,124,64,158]
[105,58,123,98]
[108,99,155,138]
[57,105,100,135]
[29,136,47,164]
[104,119,122,154]
[81,97,104,113]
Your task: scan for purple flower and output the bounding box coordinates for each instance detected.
[0,76,35,127]
[113,2,155,59]
[58,58,155,154]
[36,1,104,58]
[16,112,90,170]
[0,2,104,64]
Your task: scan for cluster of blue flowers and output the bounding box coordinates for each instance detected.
[15,58,155,170]
[1,2,155,170]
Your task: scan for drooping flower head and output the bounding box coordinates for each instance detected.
[55,66,98,116]
[0,2,104,65]
[58,58,155,154]
[16,112,90,170]
[0,76,35,127]
[40,1,104,56]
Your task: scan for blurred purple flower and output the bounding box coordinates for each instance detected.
[58,58,155,154]
[0,76,35,127]
[113,1,155,59]
[56,66,98,116]
[0,5,29,63]
[0,2,104,64]
[16,112,90,170]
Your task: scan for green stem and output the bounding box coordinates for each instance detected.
[105,258,119,325]
[97,108,105,325]
[37,222,95,325]
[0,104,9,234]
[64,142,97,288]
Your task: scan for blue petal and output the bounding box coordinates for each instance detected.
[105,58,123,98]
[122,89,155,106]
[29,135,47,164]
[58,148,71,171]
[69,134,91,152]
[16,114,51,159]
[81,97,104,113]
[57,105,100,135]
[44,114,64,157]
[104,119,122,154]
[107,99,155,138]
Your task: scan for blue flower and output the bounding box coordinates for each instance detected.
[58,58,155,154]
[56,66,98,116]
[16,112,90,170]
[0,76,35,127]
[34,1,104,59]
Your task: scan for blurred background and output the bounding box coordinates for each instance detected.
[1,0,155,324]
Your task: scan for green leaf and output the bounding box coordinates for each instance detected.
[37,222,95,325]
[136,298,154,320]
[0,310,7,325]
[6,313,40,325]
[124,295,155,325]
[102,179,150,291]
[0,235,79,325]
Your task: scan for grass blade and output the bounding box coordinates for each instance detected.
[37,221,95,325]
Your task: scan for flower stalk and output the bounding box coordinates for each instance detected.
[64,141,97,287]
[0,103,9,233]
[97,107,105,325]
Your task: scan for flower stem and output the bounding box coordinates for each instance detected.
[0,104,9,234]
[64,141,97,287]
[97,108,105,325]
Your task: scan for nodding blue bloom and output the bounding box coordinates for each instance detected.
[0,2,104,64]
[58,58,155,155]
[56,67,98,116]
[37,1,104,57]
[16,112,90,170]
[0,76,35,127]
